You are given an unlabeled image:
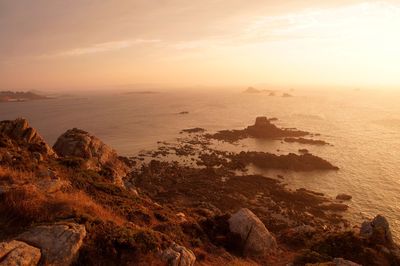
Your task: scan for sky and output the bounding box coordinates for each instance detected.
[1,0,400,90]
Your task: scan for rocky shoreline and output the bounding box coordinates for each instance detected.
[0,117,399,265]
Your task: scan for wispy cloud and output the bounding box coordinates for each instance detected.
[243,1,400,42]
[42,39,161,58]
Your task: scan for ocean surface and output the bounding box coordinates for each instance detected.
[1,89,400,240]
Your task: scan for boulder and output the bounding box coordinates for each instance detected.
[0,118,54,156]
[53,128,130,186]
[360,215,393,245]
[17,223,86,266]
[228,208,277,255]
[0,240,41,266]
[161,243,196,266]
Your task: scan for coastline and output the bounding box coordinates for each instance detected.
[0,117,399,265]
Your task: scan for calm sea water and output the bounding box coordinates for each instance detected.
[1,89,399,240]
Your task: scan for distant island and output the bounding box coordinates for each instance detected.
[0,91,50,102]
[243,87,275,94]
[122,90,159,95]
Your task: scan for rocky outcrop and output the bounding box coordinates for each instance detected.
[284,137,330,146]
[53,128,130,186]
[229,151,339,171]
[360,215,393,245]
[228,208,277,256]
[161,243,196,266]
[0,118,54,156]
[246,117,308,138]
[0,240,41,266]
[207,116,309,142]
[17,223,86,266]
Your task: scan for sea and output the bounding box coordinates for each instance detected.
[1,88,399,240]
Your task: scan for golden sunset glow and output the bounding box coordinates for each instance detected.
[1,0,400,89]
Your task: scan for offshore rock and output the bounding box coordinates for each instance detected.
[360,215,393,245]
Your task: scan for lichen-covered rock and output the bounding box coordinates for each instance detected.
[360,215,393,245]
[0,118,54,156]
[17,223,86,266]
[161,243,196,266]
[53,128,130,186]
[228,208,277,255]
[0,240,41,266]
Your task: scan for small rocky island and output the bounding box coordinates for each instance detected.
[207,116,309,142]
[0,118,399,265]
[0,91,49,102]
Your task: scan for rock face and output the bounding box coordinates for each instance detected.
[360,215,393,245]
[53,128,130,186]
[17,223,86,266]
[0,240,41,266]
[161,243,196,266]
[228,208,277,256]
[0,118,54,156]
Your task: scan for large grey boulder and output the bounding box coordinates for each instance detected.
[228,208,277,255]
[0,240,41,266]
[161,243,196,266]
[53,128,130,186]
[17,223,86,266]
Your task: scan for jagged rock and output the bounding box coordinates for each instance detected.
[0,240,41,266]
[0,118,55,156]
[306,258,361,265]
[228,208,277,255]
[360,215,393,245]
[336,194,352,201]
[53,128,130,186]
[17,223,86,266]
[161,243,196,266]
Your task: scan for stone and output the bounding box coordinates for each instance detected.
[161,243,196,266]
[0,240,41,266]
[228,208,277,255]
[360,215,393,245]
[53,128,131,186]
[17,223,86,266]
[0,118,55,156]
[336,194,352,201]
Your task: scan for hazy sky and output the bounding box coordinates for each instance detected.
[1,0,400,90]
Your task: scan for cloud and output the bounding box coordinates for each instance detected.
[42,39,161,58]
[243,1,400,42]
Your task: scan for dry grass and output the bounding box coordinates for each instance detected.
[53,190,126,225]
[0,182,125,226]
[0,166,34,185]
